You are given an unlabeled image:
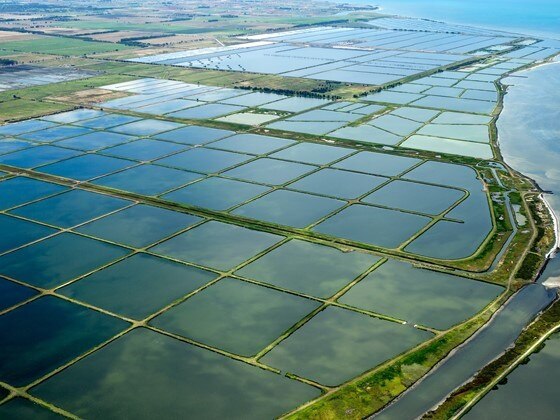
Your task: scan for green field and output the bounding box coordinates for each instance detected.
[0,99,71,122]
[55,16,352,34]
[0,36,133,55]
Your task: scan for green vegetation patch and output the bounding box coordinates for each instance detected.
[0,36,133,56]
[0,99,71,122]
[516,252,543,280]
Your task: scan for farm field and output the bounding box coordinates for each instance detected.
[0,36,133,55]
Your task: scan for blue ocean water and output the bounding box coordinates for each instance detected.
[499,60,560,220]
[343,0,560,37]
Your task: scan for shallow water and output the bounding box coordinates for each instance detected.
[152,277,320,356]
[261,306,432,386]
[340,259,503,330]
[343,0,560,37]
[0,233,131,289]
[163,177,269,210]
[375,57,560,420]
[463,257,560,419]
[60,253,217,320]
[236,239,380,298]
[232,189,344,228]
[0,296,129,386]
[455,60,560,418]
[375,284,556,419]
[31,328,320,419]
[150,221,282,271]
[498,60,560,220]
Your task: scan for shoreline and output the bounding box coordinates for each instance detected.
[370,289,520,418]
[497,58,560,255]
[371,46,560,420]
[424,53,560,420]
[330,0,560,39]
[542,194,560,257]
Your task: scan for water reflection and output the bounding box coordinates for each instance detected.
[499,59,560,230]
